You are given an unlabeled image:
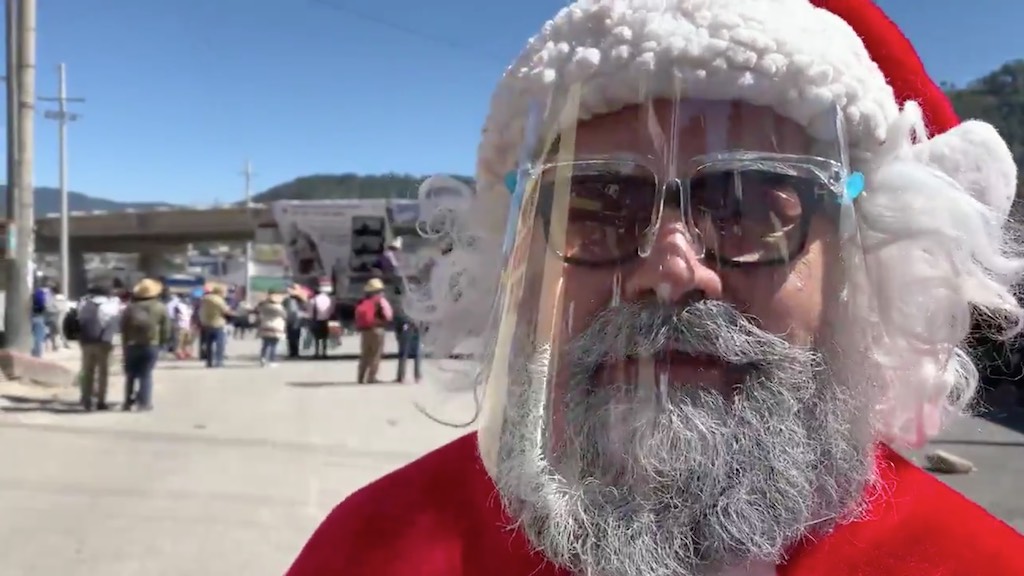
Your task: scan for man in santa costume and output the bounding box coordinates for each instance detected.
[286,0,1024,574]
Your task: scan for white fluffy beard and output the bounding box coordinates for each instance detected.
[493,300,879,576]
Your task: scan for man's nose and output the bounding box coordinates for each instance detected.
[623,211,723,303]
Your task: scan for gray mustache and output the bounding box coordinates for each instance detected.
[568,300,800,368]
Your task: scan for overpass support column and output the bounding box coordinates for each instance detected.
[138,249,164,280]
[68,248,87,299]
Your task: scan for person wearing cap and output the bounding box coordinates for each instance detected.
[373,237,409,352]
[373,236,403,282]
[286,1,1024,575]
[309,279,336,359]
[355,278,393,384]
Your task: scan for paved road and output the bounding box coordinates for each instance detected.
[0,338,1020,575]
[0,337,472,576]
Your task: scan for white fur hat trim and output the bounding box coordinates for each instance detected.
[473,0,902,237]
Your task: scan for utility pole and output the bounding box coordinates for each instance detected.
[241,160,253,303]
[40,63,84,298]
[242,159,253,204]
[4,0,20,347]
[4,0,15,218]
[3,0,34,352]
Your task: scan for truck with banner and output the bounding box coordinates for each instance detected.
[270,177,474,329]
[271,198,427,327]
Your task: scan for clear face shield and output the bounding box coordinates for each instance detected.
[476,83,882,506]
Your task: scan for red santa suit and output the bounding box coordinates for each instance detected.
[286,0,1024,574]
[288,433,1024,575]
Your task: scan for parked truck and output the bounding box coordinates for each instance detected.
[272,198,436,330]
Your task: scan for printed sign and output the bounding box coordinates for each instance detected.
[272,199,388,286]
[271,198,445,301]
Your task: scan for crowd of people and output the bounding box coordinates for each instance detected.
[47,268,422,411]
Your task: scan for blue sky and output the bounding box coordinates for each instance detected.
[3,0,1020,204]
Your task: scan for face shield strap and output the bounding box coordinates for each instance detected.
[504,100,548,256]
[531,84,586,390]
[481,87,585,440]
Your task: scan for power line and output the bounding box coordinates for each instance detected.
[307,0,509,65]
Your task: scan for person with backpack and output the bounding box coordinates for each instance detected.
[120,278,170,411]
[77,283,122,411]
[355,278,392,384]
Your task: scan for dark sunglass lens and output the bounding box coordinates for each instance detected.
[544,172,657,264]
[689,169,810,264]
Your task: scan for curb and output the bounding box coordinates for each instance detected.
[0,349,77,388]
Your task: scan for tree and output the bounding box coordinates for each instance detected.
[947,60,1024,390]
[947,60,1024,198]
[251,172,474,203]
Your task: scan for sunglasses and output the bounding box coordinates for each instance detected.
[533,156,843,268]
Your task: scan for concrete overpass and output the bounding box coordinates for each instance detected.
[34,204,277,296]
[35,204,275,252]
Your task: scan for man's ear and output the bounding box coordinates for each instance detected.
[910,120,1018,223]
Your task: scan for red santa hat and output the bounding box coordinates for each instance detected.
[473,0,1016,235]
[472,0,1018,469]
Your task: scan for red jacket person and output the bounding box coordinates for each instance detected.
[287,0,1024,574]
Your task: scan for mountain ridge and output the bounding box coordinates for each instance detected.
[0,185,176,217]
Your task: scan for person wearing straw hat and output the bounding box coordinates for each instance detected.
[256,290,288,367]
[120,277,170,411]
[354,278,393,384]
[287,1,1024,575]
[199,283,233,368]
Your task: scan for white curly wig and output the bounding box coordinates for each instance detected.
[405,0,1024,472]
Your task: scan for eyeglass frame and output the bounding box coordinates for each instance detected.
[526,151,848,269]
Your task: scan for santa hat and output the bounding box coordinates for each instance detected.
[472,0,1018,471]
[473,0,1016,237]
